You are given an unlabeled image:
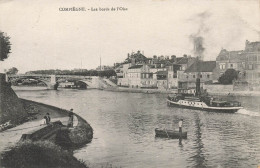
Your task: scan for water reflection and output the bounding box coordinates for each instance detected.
[189,113,206,168]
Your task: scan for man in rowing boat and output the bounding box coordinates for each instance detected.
[179,119,183,138]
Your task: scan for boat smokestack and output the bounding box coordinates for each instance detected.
[195,77,200,96]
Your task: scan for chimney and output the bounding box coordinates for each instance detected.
[171,55,176,62]
[160,55,164,60]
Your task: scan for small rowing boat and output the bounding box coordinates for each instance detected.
[155,128,187,139]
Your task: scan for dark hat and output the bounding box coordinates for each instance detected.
[70,108,73,111]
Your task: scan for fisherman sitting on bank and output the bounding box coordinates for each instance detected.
[41,113,51,125]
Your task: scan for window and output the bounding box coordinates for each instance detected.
[219,63,226,70]
[207,74,210,78]
[200,75,202,78]
[186,75,189,79]
[242,62,245,68]
[193,75,195,78]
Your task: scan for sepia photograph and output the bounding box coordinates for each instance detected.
[0,0,260,167]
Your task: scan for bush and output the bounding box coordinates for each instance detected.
[1,140,87,168]
[218,69,239,85]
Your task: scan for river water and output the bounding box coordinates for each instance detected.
[10,89,260,167]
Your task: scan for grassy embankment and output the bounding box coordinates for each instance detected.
[0,75,28,126]
[1,140,87,168]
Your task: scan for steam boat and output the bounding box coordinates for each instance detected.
[167,94,243,113]
[167,78,243,113]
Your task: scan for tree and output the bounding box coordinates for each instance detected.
[0,31,11,61]
[218,69,239,85]
[6,67,18,75]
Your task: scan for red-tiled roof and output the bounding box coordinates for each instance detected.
[185,61,216,73]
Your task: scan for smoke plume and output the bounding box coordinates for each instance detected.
[189,11,211,60]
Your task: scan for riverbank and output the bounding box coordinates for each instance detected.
[103,87,176,94]
[20,98,93,146]
[103,87,260,96]
[1,98,93,168]
[208,90,260,97]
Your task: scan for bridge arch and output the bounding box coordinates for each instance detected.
[8,76,58,90]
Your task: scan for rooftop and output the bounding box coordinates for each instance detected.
[128,65,143,69]
[185,61,216,73]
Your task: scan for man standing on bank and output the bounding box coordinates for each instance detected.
[67,109,74,128]
[179,119,183,138]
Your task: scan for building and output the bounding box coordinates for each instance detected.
[178,61,217,89]
[116,63,132,87]
[127,64,158,88]
[216,40,260,85]
[156,71,168,89]
[115,51,197,90]
[216,49,245,76]
[167,64,181,89]
[128,64,143,88]
[244,40,260,85]
[176,55,196,71]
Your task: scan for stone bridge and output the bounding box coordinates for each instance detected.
[6,74,100,90]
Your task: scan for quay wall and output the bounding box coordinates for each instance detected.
[203,84,233,93]
[103,85,260,96]
[103,87,178,94]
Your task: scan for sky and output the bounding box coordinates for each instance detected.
[0,0,259,73]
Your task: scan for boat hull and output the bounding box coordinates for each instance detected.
[155,128,187,139]
[167,99,242,113]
